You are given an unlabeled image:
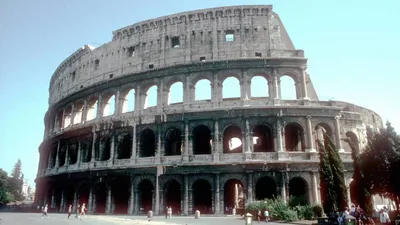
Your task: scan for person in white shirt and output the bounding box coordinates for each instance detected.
[167,206,172,219]
[264,209,270,222]
[41,204,49,219]
[379,209,391,225]
[80,203,87,217]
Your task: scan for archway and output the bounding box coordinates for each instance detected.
[223,125,242,153]
[68,142,78,165]
[192,179,212,214]
[289,177,309,205]
[164,128,182,156]
[255,176,277,200]
[314,123,333,151]
[64,184,75,212]
[345,131,359,153]
[250,76,269,98]
[285,123,304,151]
[112,177,130,214]
[222,76,241,100]
[194,79,211,100]
[139,129,156,157]
[280,75,297,100]
[253,125,274,152]
[168,82,183,104]
[192,125,212,155]
[117,133,132,159]
[96,136,111,161]
[95,182,107,214]
[78,184,90,208]
[138,179,154,212]
[164,180,181,214]
[223,179,244,214]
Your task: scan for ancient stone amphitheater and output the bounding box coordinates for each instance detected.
[35,5,383,215]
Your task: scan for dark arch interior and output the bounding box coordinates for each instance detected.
[289,177,308,204]
[285,123,304,151]
[113,177,130,214]
[164,180,181,214]
[79,184,90,207]
[100,137,111,161]
[223,179,244,214]
[68,143,78,164]
[193,125,212,155]
[192,179,212,214]
[223,125,242,153]
[64,185,75,210]
[117,133,132,159]
[54,187,62,211]
[140,129,156,157]
[50,147,57,168]
[255,177,277,200]
[165,128,182,156]
[81,141,92,163]
[59,145,67,166]
[253,125,274,152]
[138,179,154,213]
[95,182,107,214]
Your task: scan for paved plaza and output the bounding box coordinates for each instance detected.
[0,213,285,225]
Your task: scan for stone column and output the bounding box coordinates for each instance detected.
[188,188,193,214]
[155,175,160,215]
[301,66,309,100]
[91,126,97,162]
[61,108,66,129]
[183,121,189,162]
[82,99,88,122]
[214,173,221,214]
[128,176,134,214]
[183,175,189,215]
[276,120,284,152]
[212,71,221,105]
[156,128,161,163]
[72,191,78,212]
[281,172,288,204]
[134,189,139,214]
[131,123,137,161]
[247,173,253,203]
[50,188,55,209]
[77,142,81,166]
[312,172,320,204]
[240,70,250,104]
[65,145,69,166]
[47,147,53,169]
[272,68,280,100]
[183,75,191,103]
[96,94,103,119]
[245,118,252,153]
[306,116,316,152]
[55,141,61,168]
[54,112,59,131]
[108,133,115,166]
[157,79,164,113]
[106,187,112,214]
[213,119,220,162]
[59,190,65,212]
[334,116,345,152]
[345,178,352,206]
[114,90,120,116]
[134,85,141,114]
[88,187,93,214]
[70,104,75,126]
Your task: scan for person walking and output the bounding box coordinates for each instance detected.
[264,209,270,223]
[80,203,87,217]
[74,204,80,219]
[67,204,72,219]
[41,204,49,219]
[379,209,391,225]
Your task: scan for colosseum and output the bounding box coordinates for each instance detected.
[35,5,383,216]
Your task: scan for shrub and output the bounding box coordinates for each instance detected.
[281,209,299,222]
[288,195,308,207]
[312,204,324,218]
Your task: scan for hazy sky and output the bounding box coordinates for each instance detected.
[0,0,399,187]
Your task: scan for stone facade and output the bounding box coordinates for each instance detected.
[35,5,383,215]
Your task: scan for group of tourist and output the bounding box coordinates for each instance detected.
[39,203,87,220]
[334,204,392,225]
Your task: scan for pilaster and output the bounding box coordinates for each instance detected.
[214,173,221,214]
[183,121,189,162]
[213,119,220,162]
[131,123,137,162]
[55,141,60,168]
[183,174,189,215]
[106,187,112,214]
[335,116,345,152]
[306,116,316,152]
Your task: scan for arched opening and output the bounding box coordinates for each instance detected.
[164,128,182,156]
[289,177,309,205]
[56,111,63,130]
[255,176,277,200]
[117,133,132,159]
[73,101,84,124]
[139,129,156,157]
[86,98,98,121]
[95,182,107,214]
[144,85,157,109]
[285,123,305,151]
[122,89,135,113]
[314,123,333,151]
[192,125,212,155]
[80,140,92,163]
[253,125,274,152]
[222,76,241,100]
[78,184,90,207]
[164,180,181,214]
[96,136,111,161]
[68,142,78,165]
[54,186,62,212]
[168,82,183,104]
[192,179,212,214]
[280,75,297,100]
[223,125,242,153]
[63,106,72,128]
[194,79,211,101]
[58,144,67,167]
[223,179,244,214]
[345,131,359,153]
[251,76,269,98]
[113,177,130,214]
[103,95,115,117]
[49,146,57,168]
[64,185,75,211]
[138,179,154,213]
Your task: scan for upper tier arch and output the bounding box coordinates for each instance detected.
[48,5,304,106]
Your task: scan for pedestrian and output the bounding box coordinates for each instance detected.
[379,209,391,225]
[67,204,72,219]
[264,208,269,223]
[74,204,80,219]
[257,209,261,223]
[41,204,49,219]
[79,203,87,220]
[165,206,168,219]
[167,206,172,219]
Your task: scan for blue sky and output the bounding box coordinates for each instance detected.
[0,0,399,187]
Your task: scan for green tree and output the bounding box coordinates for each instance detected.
[0,169,8,203]
[11,159,22,179]
[318,134,348,213]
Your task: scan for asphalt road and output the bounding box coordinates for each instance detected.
[0,213,282,225]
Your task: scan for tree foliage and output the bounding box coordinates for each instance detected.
[0,160,25,204]
[318,134,348,213]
